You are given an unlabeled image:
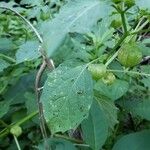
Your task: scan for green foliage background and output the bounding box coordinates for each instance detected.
[0,0,150,149]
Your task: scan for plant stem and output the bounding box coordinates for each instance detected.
[137,20,149,31]
[0,53,16,63]
[13,135,21,150]
[107,69,150,77]
[105,32,128,67]
[0,111,38,138]
[131,28,150,35]
[111,32,128,53]
[105,17,149,67]
[0,119,8,128]
[0,6,43,43]
[121,11,127,33]
[15,111,38,126]
[54,134,83,144]
[35,61,49,146]
[74,143,90,147]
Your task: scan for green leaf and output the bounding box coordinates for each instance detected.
[20,0,43,6]
[113,130,150,150]
[121,99,150,121]
[140,65,150,74]
[38,138,77,150]
[41,65,93,133]
[24,92,38,123]
[96,96,118,129]
[94,80,129,101]
[0,59,10,72]
[81,100,108,150]
[136,0,150,10]
[0,38,14,52]
[16,41,40,63]
[25,92,37,114]
[141,77,150,88]
[40,0,112,57]
[4,72,35,104]
[137,43,150,56]
[0,101,10,118]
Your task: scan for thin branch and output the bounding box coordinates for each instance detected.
[0,53,16,63]
[107,69,150,77]
[35,61,48,139]
[0,6,43,43]
[0,111,38,138]
[13,135,21,150]
[0,119,9,128]
[121,11,128,33]
[105,32,128,66]
[35,60,51,150]
[130,28,150,35]
[74,144,90,147]
[54,134,83,144]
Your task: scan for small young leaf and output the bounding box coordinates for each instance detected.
[94,80,129,101]
[41,65,93,133]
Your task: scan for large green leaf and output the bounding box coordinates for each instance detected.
[113,130,150,150]
[40,0,112,57]
[41,65,93,133]
[94,80,129,101]
[81,100,108,150]
[136,0,150,10]
[16,41,40,63]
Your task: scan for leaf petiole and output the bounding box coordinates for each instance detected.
[13,135,21,150]
[107,69,150,77]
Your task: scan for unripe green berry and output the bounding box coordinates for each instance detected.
[10,126,22,137]
[102,72,116,85]
[88,64,107,80]
[118,43,142,67]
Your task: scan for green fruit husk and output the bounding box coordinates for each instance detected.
[102,72,116,85]
[88,64,107,80]
[118,43,142,68]
[10,126,22,137]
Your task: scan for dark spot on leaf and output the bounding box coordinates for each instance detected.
[83,114,86,118]
[80,106,84,112]
[77,90,84,95]
[71,78,74,82]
